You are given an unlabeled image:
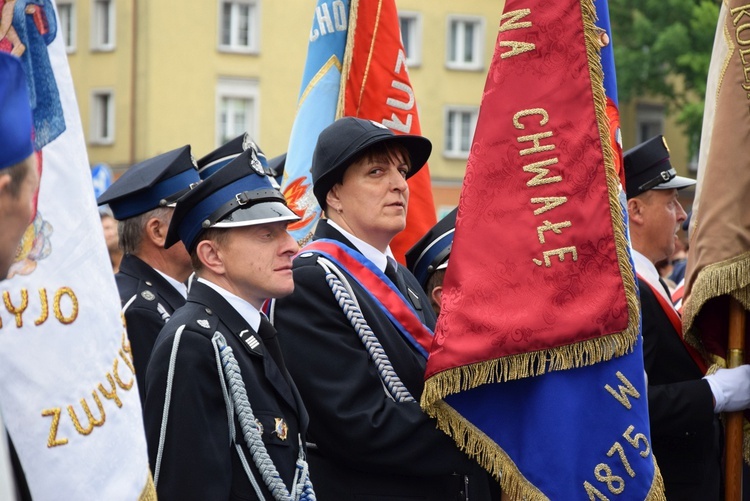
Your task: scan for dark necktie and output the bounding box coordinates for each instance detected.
[384,257,401,287]
[658,277,673,302]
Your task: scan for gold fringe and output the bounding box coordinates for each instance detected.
[682,250,750,351]
[337,0,359,118]
[139,472,157,501]
[745,421,750,465]
[421,330,636,406]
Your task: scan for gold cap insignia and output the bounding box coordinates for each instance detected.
[662,136,670,154]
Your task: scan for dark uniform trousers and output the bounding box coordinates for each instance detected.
[144,280,308,501]
[639,280,722,500]
[116,254,186,404]
[273,221,498,500]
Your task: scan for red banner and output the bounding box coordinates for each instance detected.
[341,0,436,264]
[424,2,639,380]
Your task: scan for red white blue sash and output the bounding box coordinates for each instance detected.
[304,239,434,357]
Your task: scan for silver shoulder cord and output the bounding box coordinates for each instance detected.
[316,257,415,403]
[153,325,315,501]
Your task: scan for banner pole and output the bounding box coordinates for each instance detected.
[725,297,745,500]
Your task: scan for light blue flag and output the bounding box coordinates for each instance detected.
[282,0,350,246]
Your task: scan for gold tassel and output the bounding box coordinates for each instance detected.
[139,472,157,501]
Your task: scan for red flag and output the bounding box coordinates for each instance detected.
[341,0,437,263]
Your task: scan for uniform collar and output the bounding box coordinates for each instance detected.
[196,277,261,331]
[631,249,673,306]
[155,269,188,299]
[327,219,394,273]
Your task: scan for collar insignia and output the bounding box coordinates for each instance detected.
[141,290,156,301]
[197,319,210,329]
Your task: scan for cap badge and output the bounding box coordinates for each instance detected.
[369,120,388,129]
[197,319,210,329]
[274,418,288,440]
[662,136,670,153]
[241,133,254,152]
[141,291,156,301]
[248,150,265,176]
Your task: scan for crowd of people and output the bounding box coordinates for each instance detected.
[3,47,750,500]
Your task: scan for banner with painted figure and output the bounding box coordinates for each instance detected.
[421,1,665,499]
[282,0,350,246]
[683,0,750,463]
[0,1,154,499]
[339,0,437,263]
[282,0,436,262]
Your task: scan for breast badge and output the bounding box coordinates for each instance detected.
[274,418,288,441]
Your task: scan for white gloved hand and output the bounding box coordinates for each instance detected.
[703,365,750,413]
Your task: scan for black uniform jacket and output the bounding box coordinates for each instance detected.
[144,280,308,501]
[116,254,186,403]
[639,279,721,500]
[273,220,497,500]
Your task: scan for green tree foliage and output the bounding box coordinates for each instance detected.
[610,0,720,156]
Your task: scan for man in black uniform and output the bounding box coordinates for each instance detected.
[624,135,750,500]
[405,207,457,316]
[144,148,314,501]
[97,146,200,403]
[272,117,498,500]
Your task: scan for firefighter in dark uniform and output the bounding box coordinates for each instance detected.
[143,147,314,501]
[271,117,498,500]
[97,146,200,404]
[197,132,281,189]
[624,135,750,500]
[405,207,457,316]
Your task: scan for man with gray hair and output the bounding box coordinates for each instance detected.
[97,146,200,404]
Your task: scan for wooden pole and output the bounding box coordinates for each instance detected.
[725,297,746,500]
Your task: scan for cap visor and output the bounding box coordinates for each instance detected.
[652,175,696,191]
[212,201,300,228]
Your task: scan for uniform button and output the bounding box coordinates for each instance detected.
[205,308,213,315]
[145,281,152,286]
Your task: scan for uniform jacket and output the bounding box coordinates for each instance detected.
[273,221,497,500]
[638,279,722,500]
[116,253,186,403]
[144,280,309,501]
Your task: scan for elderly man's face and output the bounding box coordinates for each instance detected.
[638,188,687,263]
[0,156,40,280]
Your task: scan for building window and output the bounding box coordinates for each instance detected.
[90,90,114,144]
[635,103,664,144]
[398,11,422,68]
[216,78,259,146]
[446,15,484,71]
[58,1,76,52]
[444,106,478,158]
[91,0,115,51]
[219,0,259,53]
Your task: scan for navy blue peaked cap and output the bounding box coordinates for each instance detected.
[623,135,695,199]
[405,207,458,291]
[97,146,200,220]
[197,133,275,181]
[166,149,299,253]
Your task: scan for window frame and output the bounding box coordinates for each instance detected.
[445,14,485,71]
[57,1,76,53]
[90,0,115,51]
[90,89,115,145]
[216,77,260,147]
[398,10,422,69]
[218,0,261,54]
[443,105,479,159]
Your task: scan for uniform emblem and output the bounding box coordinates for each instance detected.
[245,335,260,350]
[141,290,156,301]
[274,418,288,441]
[254,419,264,435]
[197,319,210,329]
